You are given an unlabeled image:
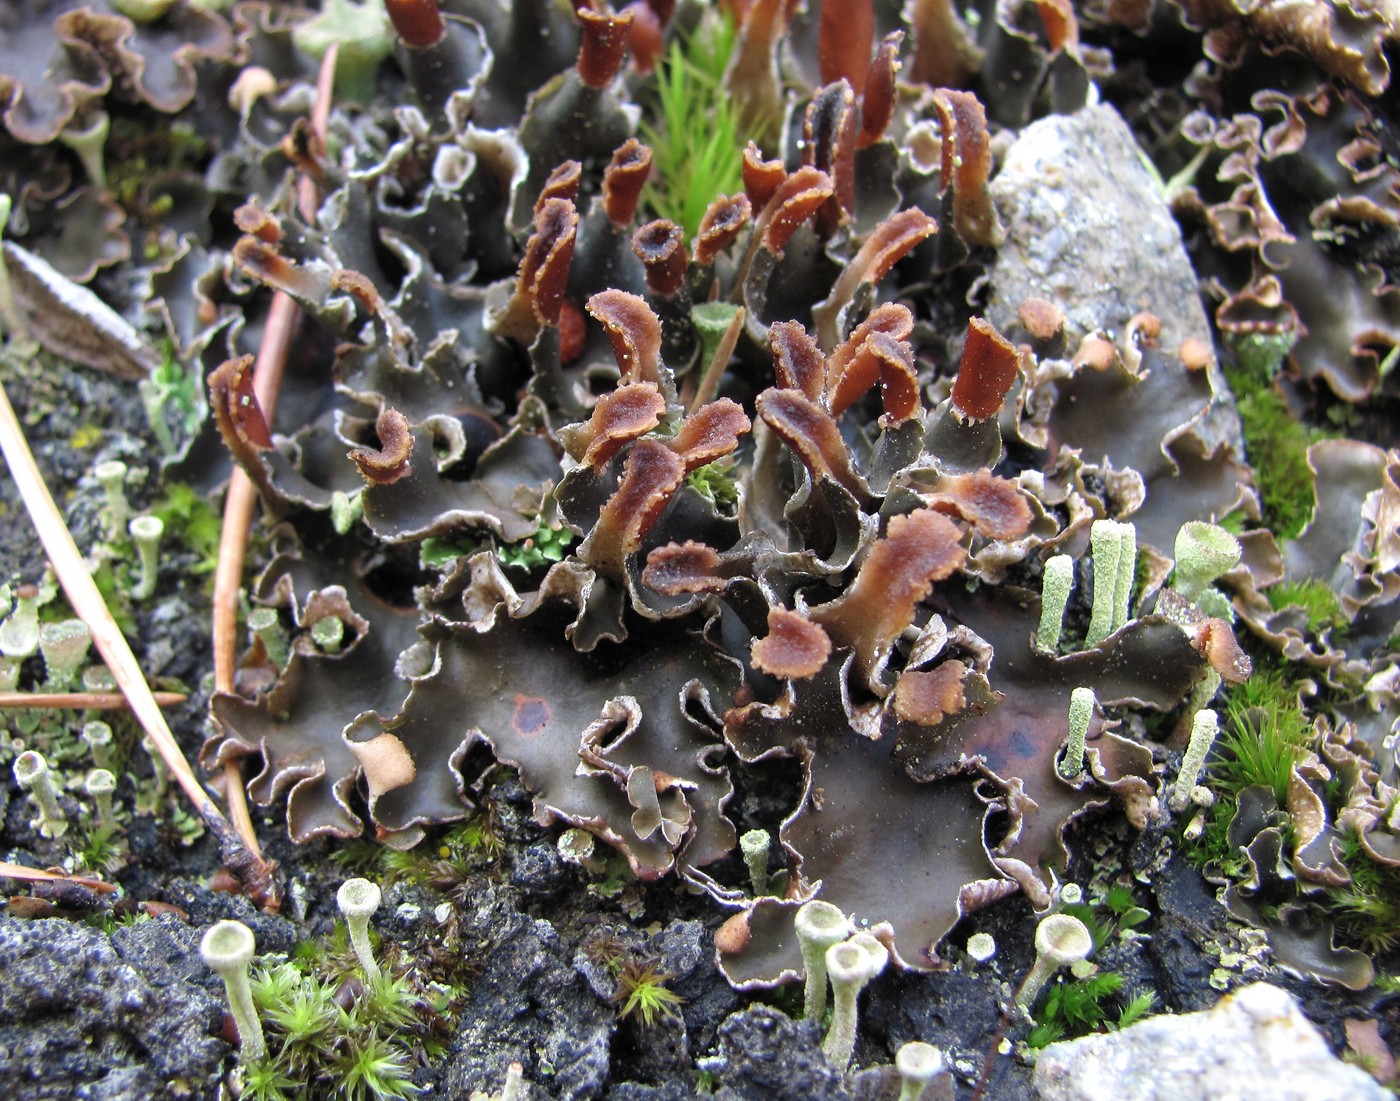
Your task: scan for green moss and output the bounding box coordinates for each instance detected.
[1213,666,1312,806]
[74,817,127,876]
[148,482,222,577]
[1227,331,1295,385]
[1061,885,1151,952]
[330,813,505,891]
[1234,385,1326,539]
[141,340,205,456]
[612,957,685,1027]
[419,535,480,571]
[256,967,337,1078]
[640,9,744,239]
[1028,971,1157,1048]
[1328,834,1400,954]
[241,1059,301,1101]
[1373,973,1400,996]
[1181,661,1317,881]
[685,458,739,511]
[1216,510,1248,535]
[248,934,453,1100]
[1267,579,1347,635]
[1181,796,1248,880]
[335,1033,418,1101]
[86,909,150,936]
[1224,333,1331,541]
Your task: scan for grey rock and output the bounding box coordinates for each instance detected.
[653,919,706,981]
[1033,981,1389,1101]
[127,874,300,953]
[607,1084,697,1101]
[574,945,623,1002]
[615,1012,690,1086]
[848,1063,955,1101]
[110,913,212,988]
[1144,856,1230,1015]
[655,917,740,1047]
[864,967,1030,1099]
[987,103,1210,355]
[511,840,571,899]
[444,888,613,1100]
[491,774,550,844]
[0,914,225,1101]
[712,1005,851,1101]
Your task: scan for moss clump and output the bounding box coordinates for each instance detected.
[640,9,744,238]
[1214,667,1313,807]
[419,535,481,571]
[249,922,462,1101]
[1181,797,1248,879]
[331,814,505,891]
[1181,662,1312,880]
[1328,835,1400,954]
[1028,971,1157,1048]
[148,482,222,577]
[1267,579,1347,635]
[685,458,740,511]
[141,339,205,456]
[1027,886,1156,1047]
[248,962,421,1100]
[1225,332,1332,540]
[1060,884,1152,952]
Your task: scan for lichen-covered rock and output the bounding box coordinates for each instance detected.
[1033,982,1389,1101]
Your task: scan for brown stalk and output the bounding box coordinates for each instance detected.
[0,861,119,893]
[632,219,687,298]
[210,46,339,905]
[857,32,902,149]
[693,194,751,266]
[769,319,825,402]
[0,691,187,709]
[951,317,1020,420]
[536,160,582,215]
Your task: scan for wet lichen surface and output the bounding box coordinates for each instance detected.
[0,1,1399,1098]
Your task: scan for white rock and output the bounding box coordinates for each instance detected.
[1033,982,1387,1101]
[987,104,1209,355]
